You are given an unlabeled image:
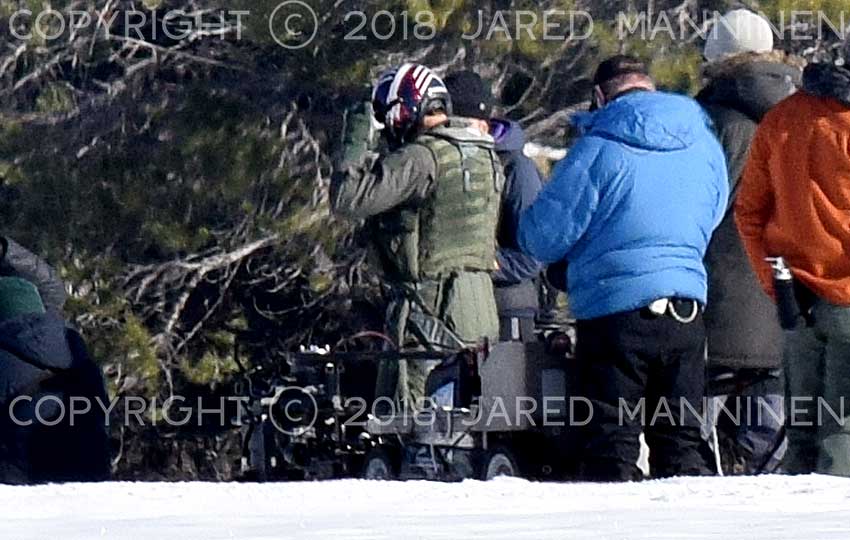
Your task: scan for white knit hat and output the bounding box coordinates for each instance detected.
[704,10,774,63]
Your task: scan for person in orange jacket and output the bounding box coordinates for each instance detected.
[735,42,850,477]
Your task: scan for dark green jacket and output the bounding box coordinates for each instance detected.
[330,106,438,285]
[331,110,500,281]
[697,56,801,369]
[330,112,437,223]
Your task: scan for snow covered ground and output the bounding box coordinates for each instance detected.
[2,475,849,539]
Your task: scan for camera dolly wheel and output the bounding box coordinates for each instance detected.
[361,447,398,480]
[479,446,520,480]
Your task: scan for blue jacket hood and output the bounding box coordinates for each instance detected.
[519,90,729,320]
[490,119,526,153]
[574,91,710,152]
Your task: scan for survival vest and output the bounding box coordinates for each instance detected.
[374,123,504,282]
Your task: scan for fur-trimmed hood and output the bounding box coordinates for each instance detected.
[701,50,804,79]
[698,51,803,122]
[803,63,850,107]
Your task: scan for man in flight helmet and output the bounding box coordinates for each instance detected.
[331,63,504,408]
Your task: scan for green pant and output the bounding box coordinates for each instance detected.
[783,301,850,476]
[378,271,499,409]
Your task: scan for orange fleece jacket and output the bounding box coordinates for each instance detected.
[735,91,850,304]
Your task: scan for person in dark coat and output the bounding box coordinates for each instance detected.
[445,71,544,342]
[736,41,850,477]
[697,9,804,474]
[0,275,109,484]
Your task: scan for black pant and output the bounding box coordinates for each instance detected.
[577,306,712,481]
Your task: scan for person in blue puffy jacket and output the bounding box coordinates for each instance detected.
[519,56,728,481]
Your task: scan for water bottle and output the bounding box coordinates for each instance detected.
[766,257,800,330]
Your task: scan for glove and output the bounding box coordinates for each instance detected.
[338,101,382,169]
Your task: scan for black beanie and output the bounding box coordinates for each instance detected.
[444,71,493,120]
[593,55,649,87]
